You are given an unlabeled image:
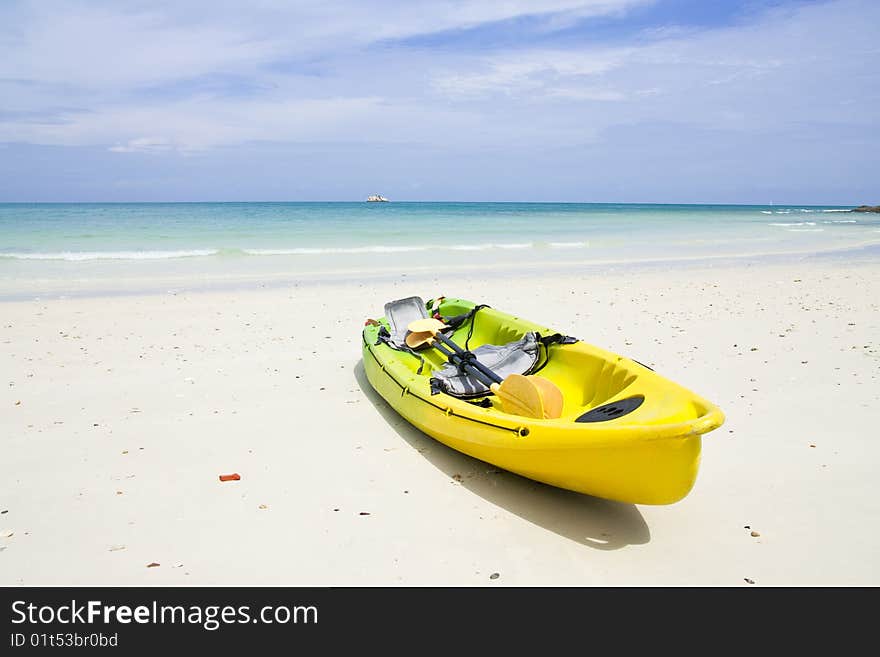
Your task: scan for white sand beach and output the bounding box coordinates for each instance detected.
[1,257,878,586]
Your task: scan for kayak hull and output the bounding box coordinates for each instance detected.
[362,297,724,505]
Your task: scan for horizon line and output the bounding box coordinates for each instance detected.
[0,200,862,207]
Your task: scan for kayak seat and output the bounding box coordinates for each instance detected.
[431,332,541,399]
[383,296,435,350]
[383,296,542,398]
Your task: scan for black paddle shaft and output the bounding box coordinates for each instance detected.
[429,339,500,388]
[431,332,503,385]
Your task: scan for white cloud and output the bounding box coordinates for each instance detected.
[430,0,880,132]
[0,0,650,149]
[108,137,174,153]
[0,6,283,88]
[0,0,877,155]
[0,1,648,89]
[431,50,630,98]
[1,95,486,152]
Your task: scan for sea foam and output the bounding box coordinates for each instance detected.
[0,249,219,261]
[243,246,429,255]
[0,242,590,261]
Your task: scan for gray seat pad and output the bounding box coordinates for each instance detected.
[431,332,540,398]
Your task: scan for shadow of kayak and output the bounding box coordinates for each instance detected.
[353,360,650,550]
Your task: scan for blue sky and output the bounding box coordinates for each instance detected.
[0,0,877,203]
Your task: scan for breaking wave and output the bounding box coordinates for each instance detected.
[0,249,219,261]
[1,241,593,261]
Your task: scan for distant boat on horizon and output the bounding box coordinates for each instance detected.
[366,194,389,202]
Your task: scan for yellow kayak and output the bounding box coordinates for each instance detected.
[362,296,725,505]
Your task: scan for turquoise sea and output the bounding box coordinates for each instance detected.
[1,202,877,299]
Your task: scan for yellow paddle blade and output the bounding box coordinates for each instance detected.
[404,330,435,349]
[407,317,446,334]
[529,376,564,419]
[494,374,545,419]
